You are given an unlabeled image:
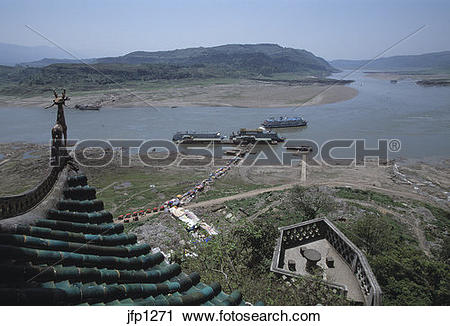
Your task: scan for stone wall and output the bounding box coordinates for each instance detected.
[0,163,66,221]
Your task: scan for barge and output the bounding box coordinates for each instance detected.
[173,131,225,143]
[230,128,285,144]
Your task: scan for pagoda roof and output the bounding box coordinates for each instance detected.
[0,172,248,306]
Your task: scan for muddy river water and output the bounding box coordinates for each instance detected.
[1,71,449,160]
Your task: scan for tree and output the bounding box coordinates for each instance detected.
[439,236,450,264]
[232,219,278,273]
[351,212,391,255]
[290,186,334,220]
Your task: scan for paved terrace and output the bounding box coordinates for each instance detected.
[283,239,364,303]
[271,218,382,305]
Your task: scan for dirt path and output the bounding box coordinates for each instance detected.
[187,183,297,209]
[117,179,435,225]
[311,181,430,203]
[186,180,431,210]
[115,183,297,224]
[0,159,10,167]
[187,180,435,256]
[187,181,433,256]
[96,182,118,195]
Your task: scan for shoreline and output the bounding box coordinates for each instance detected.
[364,71,450,81]
[0,79,358,109]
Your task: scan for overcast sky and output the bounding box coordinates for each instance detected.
[1,0,449,60]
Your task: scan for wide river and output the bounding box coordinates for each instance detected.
[1,71,449,160]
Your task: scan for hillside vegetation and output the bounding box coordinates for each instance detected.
[97,44,336,75]
[0,44,338,95]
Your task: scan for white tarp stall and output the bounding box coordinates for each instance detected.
[199,222,218,235]
[170,207,217,235]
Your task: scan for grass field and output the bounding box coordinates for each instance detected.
[88,167,207,216]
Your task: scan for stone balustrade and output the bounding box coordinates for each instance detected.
[271,217,382,305]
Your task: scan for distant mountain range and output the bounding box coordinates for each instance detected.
[5,41,450,74]
[21,43,336,76]
[2,42,449,95]
[21,57,96,67]
[0,43,73,66]
[330,51,450,71]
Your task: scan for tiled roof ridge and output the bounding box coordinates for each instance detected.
[0,172,248,306]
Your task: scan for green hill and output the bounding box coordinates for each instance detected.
[0,44,339,94]
[22,44,337,77]
[96,43,337,76]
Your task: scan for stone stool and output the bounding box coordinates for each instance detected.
[288,259,296,272]
[326,256,335,268]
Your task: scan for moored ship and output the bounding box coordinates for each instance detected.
[172,131,224,143]
[73,104,101,110]
[230,128,285,143]
[262,116,307,128]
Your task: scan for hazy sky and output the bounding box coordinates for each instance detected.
[1,0,449,60]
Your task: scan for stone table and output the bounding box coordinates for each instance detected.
[303,248,321,271]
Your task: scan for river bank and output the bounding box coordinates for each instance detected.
[364,71,450,84]
[0,79,358,108]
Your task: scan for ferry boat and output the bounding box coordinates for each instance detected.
[262,116,307,128]
[230,128,285,144]
[172,131,224,143]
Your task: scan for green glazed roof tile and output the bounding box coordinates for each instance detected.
[0,173,249,306]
